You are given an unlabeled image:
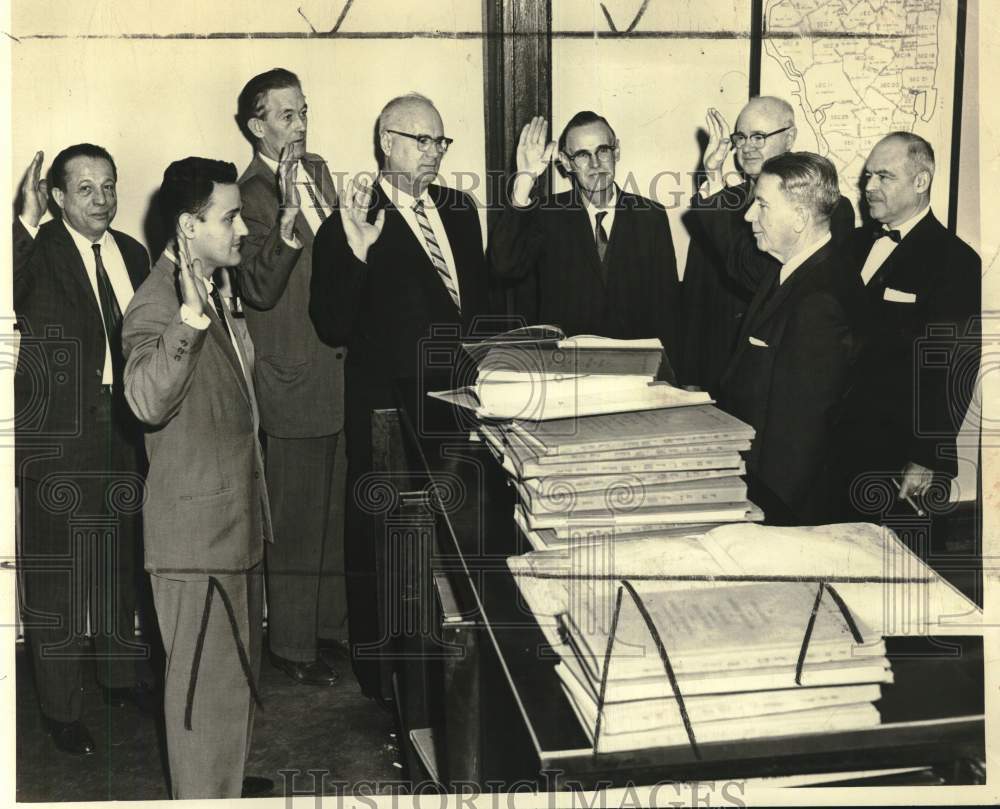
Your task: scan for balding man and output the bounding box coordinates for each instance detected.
[719,153,865,525]
[310,93,488,698]
[839,133,980,514]
[680,96,855,393]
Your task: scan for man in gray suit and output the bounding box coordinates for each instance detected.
[235,68,346,686]
[123,157,283,799]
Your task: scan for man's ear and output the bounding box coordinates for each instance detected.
[247,117,265,140]
[379,130,393,158]
[793,204,810,234]
[784,126,797,151]
[613,139,621,162]
[913,169,932,195]
[51,187,65,211]
[177,212,197,239]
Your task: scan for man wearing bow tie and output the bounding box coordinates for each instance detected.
[840,132,980,513]
[234,68,346,687]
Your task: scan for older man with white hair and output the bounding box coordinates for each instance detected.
[310,93,489,698]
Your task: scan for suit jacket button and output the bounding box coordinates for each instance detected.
[95,369,102,377]
[336,352,344,359]
[254,470,260,479]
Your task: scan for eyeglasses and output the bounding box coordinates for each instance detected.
[385,129,454,154]
[564,144,616,168]
[730,125,792,149]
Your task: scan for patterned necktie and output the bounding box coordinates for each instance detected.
[92,243,122,348]
[300,174,328,222]
[874,227,902,243]
[209,283,232,339]
[412,200,461,313]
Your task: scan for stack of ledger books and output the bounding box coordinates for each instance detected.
[552,580,889,753]
[428,330,763,549]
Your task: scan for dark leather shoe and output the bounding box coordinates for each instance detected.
[101,682,159,714]
[271,654,339,686]
[241,775,274,798]
[48,720,96,755]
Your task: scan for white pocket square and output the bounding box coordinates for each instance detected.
[748,336,769,347]
[883,287,917,303]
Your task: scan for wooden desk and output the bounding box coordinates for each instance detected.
[369,390,984,789]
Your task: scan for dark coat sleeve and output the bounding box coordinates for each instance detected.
[488,202,547,281]
[309,207,369,348]
[236,175,304,310]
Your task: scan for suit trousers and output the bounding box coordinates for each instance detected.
[151,563,263,800]
[19,397,144,723]
[264,432,348,660]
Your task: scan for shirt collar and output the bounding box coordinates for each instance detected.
[379,175,430,209]
[63,218,110,252]
[780,231,832,282]
[885,204,931,239]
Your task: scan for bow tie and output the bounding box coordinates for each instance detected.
[873,227,902,243]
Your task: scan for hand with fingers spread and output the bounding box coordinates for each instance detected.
[339,176,385,263]
[703,107,733,183]
[898,461,934,501]
[512,116,557,207]
[20,150,49,228]
[175,234,208,318]
[277,142,302,243]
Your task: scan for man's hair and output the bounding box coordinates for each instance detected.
[882,131,936,180]
[759,151,840,222]
[742,96,795,128]
[158,157,238,230]
[558,111,616,153]
[236,68,301,143]
[377,92,435,134]
[49,143,117,191]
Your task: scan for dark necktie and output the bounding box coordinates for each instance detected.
[300,173,328,222]
[92,244,122,379]
[209,284,232,339]
[595,210,609,264]
[873,227,902,243]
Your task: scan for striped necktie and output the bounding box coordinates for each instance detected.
[412,200,461,313]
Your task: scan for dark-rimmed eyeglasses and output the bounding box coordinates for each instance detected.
[563,144,616,168]
[730,126,792,149]
[385,129,454,154]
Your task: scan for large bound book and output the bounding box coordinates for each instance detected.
[524,499,760,530]
[465,333,667,378]
[519,464,748,499]
[508,404,755,457]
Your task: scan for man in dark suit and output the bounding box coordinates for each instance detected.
[840,132,980,513]
[14,145,149,755]
[234,67,345,686]
[310,93,488,698]
[718,153,865,525]
[681,97,855,393]
[489,112,681,375]
[123,158,275,799]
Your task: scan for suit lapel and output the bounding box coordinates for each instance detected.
[866,212,938,293]
[108,229,147,291]
[49,221,103,320]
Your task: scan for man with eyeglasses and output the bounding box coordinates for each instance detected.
[489,112,681,377]
[680,96,855,394]
[232,67,346,690]
[310,92,488,699]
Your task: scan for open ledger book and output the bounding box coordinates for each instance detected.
[429,329,710,420]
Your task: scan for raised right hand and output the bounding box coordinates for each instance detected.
[703,108,732,175]
[516,116,556,179]
[176,235,208,316]
[20,151,48,228]
[339,176,385,262]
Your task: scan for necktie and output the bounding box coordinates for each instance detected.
[209,283,232,339]
[412,200,461,313]
[874,227,902,243]
[300,174,328,222]
[92,244,123,381]
[595,210,610,281]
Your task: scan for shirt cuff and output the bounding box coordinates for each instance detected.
[180,304,210,330]
[19,216,40,239]
[282,232,303,249]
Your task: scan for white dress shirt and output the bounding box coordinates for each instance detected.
[379,176,461,302]
[62,219,135,385]
[860,205,931,286]
[778,231,832,285]
[258,153,331,238]
[582,184,618,242]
